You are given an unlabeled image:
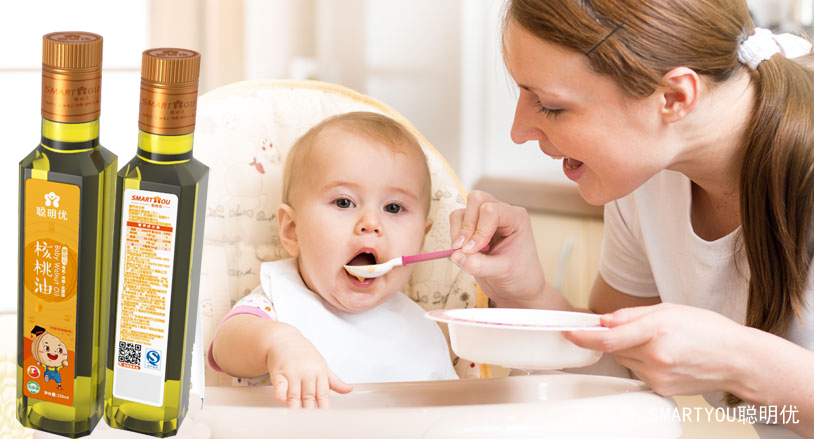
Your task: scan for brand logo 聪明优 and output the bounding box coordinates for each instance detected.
[44,192,60,208]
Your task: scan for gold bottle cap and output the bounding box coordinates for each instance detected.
[42,32,103,70]
[41,32,103,123]
[141,48,201,85]
[139,48,201,136]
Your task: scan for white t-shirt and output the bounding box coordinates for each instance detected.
[599,170,813,425]
[208,258,458,385]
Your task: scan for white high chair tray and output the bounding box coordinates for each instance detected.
[194,374,681,438]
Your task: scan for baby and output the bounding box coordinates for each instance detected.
[208,112,457,408]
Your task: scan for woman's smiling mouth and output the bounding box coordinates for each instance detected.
[564,157,583,170]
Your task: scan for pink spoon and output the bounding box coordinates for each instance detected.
[343,245,490,279]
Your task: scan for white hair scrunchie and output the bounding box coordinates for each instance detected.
[737,27,813,70]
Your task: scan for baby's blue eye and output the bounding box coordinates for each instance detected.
[334,198,355,209]
[384,203,403,214]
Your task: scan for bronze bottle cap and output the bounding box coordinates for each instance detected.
[41,32,103,123]
[42,32,103,70]
[139,48,201,136]
[141,48,201,85]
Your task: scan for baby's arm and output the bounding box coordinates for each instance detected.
[209,291,352,408]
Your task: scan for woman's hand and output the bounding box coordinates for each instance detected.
[449,190,566,309]
[564,303,746,396]
[266,325,352,408]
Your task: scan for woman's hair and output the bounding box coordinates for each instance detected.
[282,111,431,213]
[506,0,814,404]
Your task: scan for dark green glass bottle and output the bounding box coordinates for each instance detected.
[18,32,116,438]
[105,48,207,437]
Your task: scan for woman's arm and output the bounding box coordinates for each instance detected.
[588,274,661,314]
[449,191,661,312]
[730,326,814,436]
[566,303,813,436]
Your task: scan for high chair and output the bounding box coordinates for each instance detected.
[143,80,683,439]
[194,79,490,387]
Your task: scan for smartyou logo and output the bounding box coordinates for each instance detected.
[43,84,100,96]
[161,50,180,56]
[44,192,60,208]
[141,98,196,110]
[58,34,84,41]
[131,195,171,205]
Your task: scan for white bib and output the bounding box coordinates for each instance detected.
[260,259,458,384]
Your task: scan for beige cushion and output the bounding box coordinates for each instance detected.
[195,80,487,386]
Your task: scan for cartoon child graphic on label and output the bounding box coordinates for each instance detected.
[30,325,69,390]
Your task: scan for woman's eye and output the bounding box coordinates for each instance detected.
[534,100,563,118]
[384,203,403,214]
[334,198,355,209]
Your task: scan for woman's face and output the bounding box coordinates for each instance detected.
[503,19,677,205]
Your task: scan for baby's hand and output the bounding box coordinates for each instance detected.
[266,325,353,409]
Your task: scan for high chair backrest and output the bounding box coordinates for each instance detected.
[195,80,488,386]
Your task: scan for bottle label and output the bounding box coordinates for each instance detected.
[112,189,178,407]
[22,179,80,407]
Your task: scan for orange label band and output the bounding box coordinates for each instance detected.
[22,179,80,407]
[138,81,198,136]
[41,68,102,123]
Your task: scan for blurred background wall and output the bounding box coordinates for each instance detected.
[3,0,813,311]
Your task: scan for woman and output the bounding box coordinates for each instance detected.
[451,0,813,435]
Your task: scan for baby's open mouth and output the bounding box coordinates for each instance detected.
[347,252,376,267]
[345,251,377,283]
[47,353,58,360]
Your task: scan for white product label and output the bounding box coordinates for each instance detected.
[112,188,178,407]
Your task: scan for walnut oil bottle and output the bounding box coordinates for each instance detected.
[18,32,117,437]
[105,48,208,437]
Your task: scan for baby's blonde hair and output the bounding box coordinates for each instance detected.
[282,111,431,213]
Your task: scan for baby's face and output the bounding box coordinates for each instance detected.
[289,129,430,313]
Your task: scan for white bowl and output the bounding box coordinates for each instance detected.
[426,308,607,370]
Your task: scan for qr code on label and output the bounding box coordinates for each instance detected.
[118,341,142,366]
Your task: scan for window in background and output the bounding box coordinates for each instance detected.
[310,0,565,189]
[461,0,567,188]
[314,0,464,179]
[2,1,149,312]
